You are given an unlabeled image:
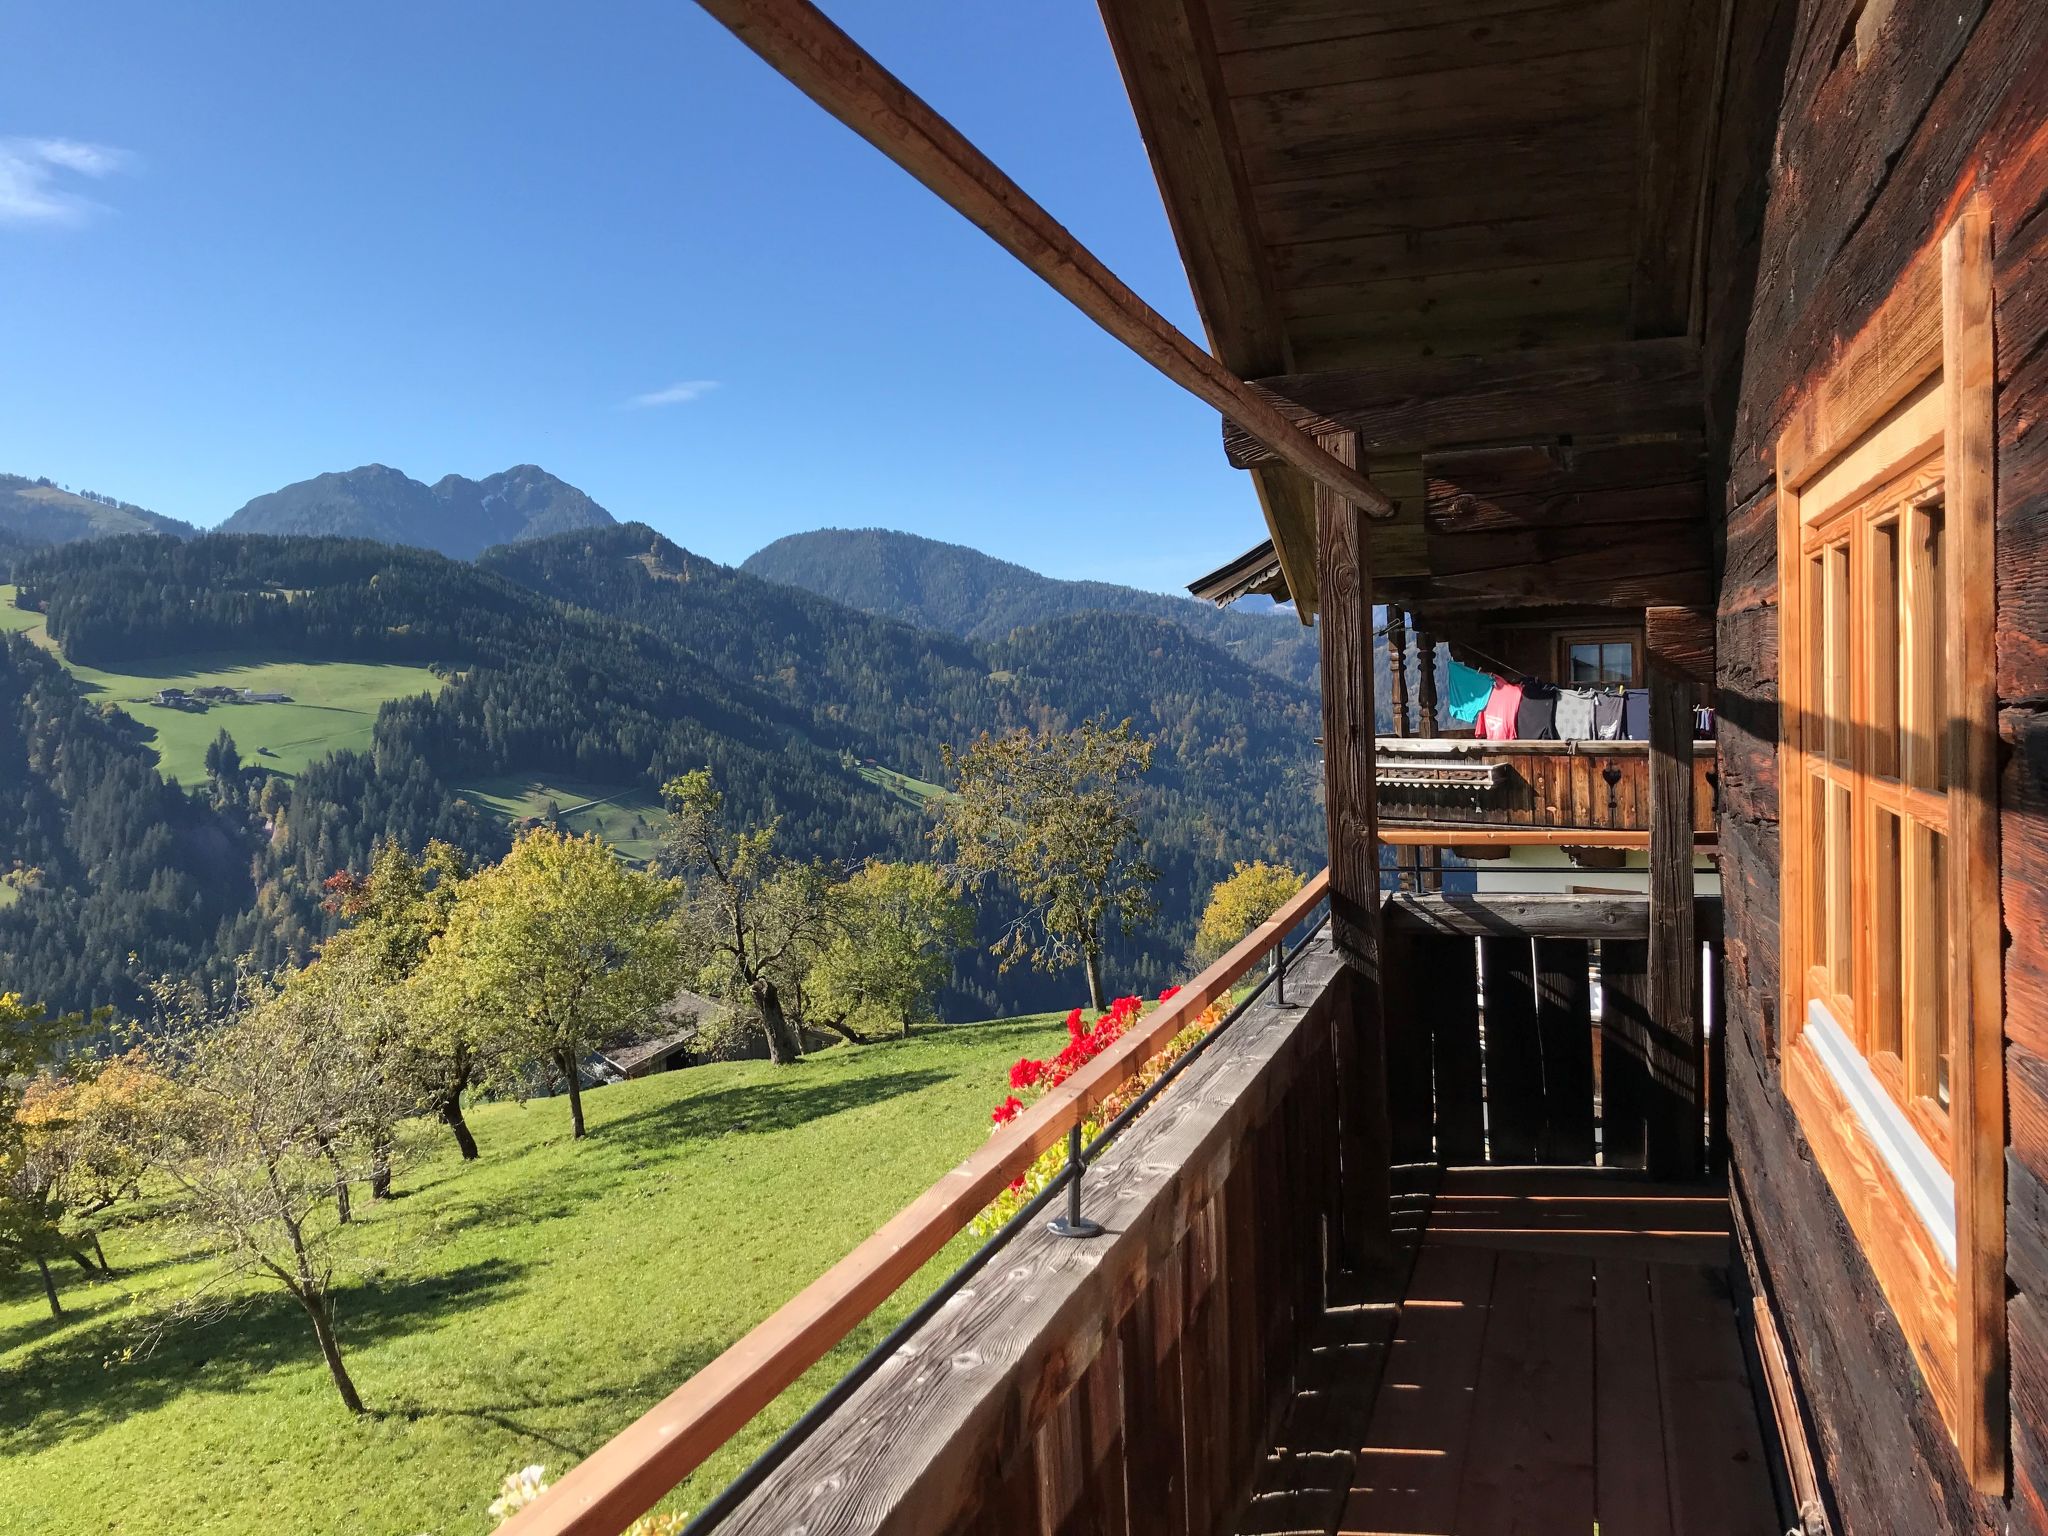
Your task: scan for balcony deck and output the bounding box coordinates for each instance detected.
[1245,1167,1780,1536]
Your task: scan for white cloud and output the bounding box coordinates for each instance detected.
[626,380,721,409]
[0,137,132,226]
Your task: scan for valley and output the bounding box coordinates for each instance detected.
[0,484,1326,1024]
[0,587,445,783]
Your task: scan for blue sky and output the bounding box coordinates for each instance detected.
[0,1,1271,592]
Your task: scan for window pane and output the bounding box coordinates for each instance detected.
[1601,643,1633,683]
[1907,492,1947,791]
[1908,822,1950,1109]
[1806,554,1825,757]
[1828,781,1854,989]
[1827,542,1853,765]
[1870,519,1901,779]
[1808,773,1828,981]
[1568,643,1601,684]
[1870,807,1902,1058]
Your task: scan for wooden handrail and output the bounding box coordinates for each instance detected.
[503,869,1332,1536]
[686,0,1393,525]
[1376,827,1719,849]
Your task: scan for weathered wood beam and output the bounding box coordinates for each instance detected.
[1628,0,1730,336]
[1222,337,1703,466]
[692,0,1394,568]
[1418,438,1712,607]
[1097,0,1287,375]
[1314,426,1392,1264]
[1644,667,1699,1180]
[1386,892,1653,941]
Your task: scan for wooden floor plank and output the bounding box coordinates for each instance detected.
[1450,1249,1597,1535]
[1247,1168,1778,1536]
[1595,1258,1675,1536]
[1338,1244,1497,1535]
[1651,1263,1781,1536]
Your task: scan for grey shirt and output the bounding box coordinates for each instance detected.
[1555,688,1598,740]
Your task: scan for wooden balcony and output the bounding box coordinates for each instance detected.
[495,889,1778,1536]
[1374,739,1715,849]
[611,893,1785,1536]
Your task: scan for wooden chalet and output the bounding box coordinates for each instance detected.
[498,2,2047,1534]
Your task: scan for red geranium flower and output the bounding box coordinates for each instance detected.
[991,1095,1024,1126]
[1009,1058,1045,1090]
[1158,985,1181,1002]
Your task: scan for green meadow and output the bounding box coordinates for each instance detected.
[455,776,670,863]
[3,585,443,785]
[0,1015,1067,1536]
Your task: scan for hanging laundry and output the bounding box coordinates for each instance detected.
[1516,681,1560,740]
[1480,679,1523,741]
[1695,705,1717,737]
[1593,690,1627,740]
[1445,659,1495,725]
[1623,687,1652,741]
[1554,687,1599,740]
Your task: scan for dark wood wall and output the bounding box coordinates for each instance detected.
[1707,0,2046,1530]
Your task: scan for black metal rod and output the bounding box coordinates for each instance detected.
[1064,1123,1085,1226]
[683,906,1331,1533]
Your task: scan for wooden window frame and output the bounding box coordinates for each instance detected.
[1555,627,1643,686]
[1774,201,2003,1491]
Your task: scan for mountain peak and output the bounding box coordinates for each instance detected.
[743,526,1319,687]
[218,463,616,560]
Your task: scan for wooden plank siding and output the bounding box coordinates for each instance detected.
[718,940,1365,1536]
[1701,0,2047,1524]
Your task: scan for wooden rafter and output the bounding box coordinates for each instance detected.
[692,0,1394,603]
[1223,337,1705,466]
[1096,0,1327,616]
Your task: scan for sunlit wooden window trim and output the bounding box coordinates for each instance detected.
[1774,201,2003,1491]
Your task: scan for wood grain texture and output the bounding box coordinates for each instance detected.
[1224,337,1703,466]
[686,0,1394,602]
[1647,667,1701,1180]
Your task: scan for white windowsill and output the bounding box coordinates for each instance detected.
[1805,998,1957,1270]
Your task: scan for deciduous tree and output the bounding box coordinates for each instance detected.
[139,974,412,1414]
[324,841,496,1160]
[661,770,836,1065]
[0,994,89,1318]
[810,860,972,1037]
[1192,861,1305,967]
[417,828,679,1138]
[933,720,1158,1012]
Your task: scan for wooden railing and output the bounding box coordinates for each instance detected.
[502,870,1333,1536]
[1374,737,1716,845]
[1381,891,1727,1177]
[715,921,1365,1535]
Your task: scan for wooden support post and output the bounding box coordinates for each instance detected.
[1386,610,1411,738]
[1315,428,1391,1265]
[1645,665,1700,1178]
[1412,625,1441,891]
[1384,611,1419,893]
[1413,625,1440,737]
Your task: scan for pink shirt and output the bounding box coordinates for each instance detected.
[1480,680,1523,741]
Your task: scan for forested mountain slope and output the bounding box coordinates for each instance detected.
[744,526,1317,685]
[5,529,1323,1021]
[215,463,615,559]
[0,636,256,1010]
[0,474,196,548]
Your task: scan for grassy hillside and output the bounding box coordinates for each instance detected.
[0,1015,1069,1536]
[456,775,668,862]
[3,585,446,784]
[0,476,195,545]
